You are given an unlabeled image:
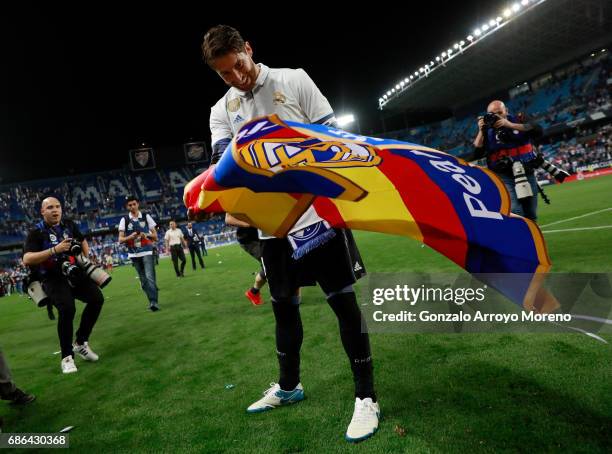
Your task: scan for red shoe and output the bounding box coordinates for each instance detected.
[245,289,264,306]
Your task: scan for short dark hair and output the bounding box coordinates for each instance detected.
[202,25,246,65]
[125,195,139,206]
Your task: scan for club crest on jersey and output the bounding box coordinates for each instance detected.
[49,234,57,243]
[273,91,286,105]
[237,138,381,174]
[227,98,241,113]
[139,221,146,228]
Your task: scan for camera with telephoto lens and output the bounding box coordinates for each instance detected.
[531,154,570,183]
[483,113,514,144]
[59,239,83,285]
[61,260,81,284]
[512,160,534,200]
[483,112,499,128]
[68,239,82,256]
[24,274,50,308]
[75,255,112,288]
[24,274,55,320]
[541,159,569,182]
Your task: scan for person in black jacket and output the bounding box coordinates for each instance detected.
[23,197,104,374]
[183,222,205,270]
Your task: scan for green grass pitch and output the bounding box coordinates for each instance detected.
[1,176,611,453]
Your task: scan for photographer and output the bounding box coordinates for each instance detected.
[118,196,159,311]
[471,100,543,221]
[22,197,104,374]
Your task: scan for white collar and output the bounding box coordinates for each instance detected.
[128,211,143,221]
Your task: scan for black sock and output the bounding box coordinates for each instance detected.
[271,298,302,391]
[327,292,376,401]
[251,287,260,295]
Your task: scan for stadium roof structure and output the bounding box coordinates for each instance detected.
[379,0,612,115]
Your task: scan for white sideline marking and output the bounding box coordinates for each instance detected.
[540,207,612,228]
[542,225,612,234]
[571,315,612,325]
[550,322,608,344]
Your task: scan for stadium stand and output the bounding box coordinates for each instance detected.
[383,51,611,158]
[0,162,234,279]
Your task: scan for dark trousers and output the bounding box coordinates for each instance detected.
[42,277,104,358]
[170,245,186,276]
[188,245,205,269]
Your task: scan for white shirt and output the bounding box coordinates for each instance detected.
[210,63,334,238]
[118,211,157,258]
[164,228,184,247]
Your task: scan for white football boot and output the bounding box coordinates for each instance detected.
[345,397,380,442]
[246,382,305,413]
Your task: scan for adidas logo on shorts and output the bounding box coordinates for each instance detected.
[354,262,363,272]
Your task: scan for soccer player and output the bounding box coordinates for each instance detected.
[118,196,160,312]
[164,220,188,278]
[202,25,378,442]
[232,224,267,306]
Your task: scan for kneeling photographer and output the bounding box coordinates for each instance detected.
[23,197,110,375]
[469,100,568,222]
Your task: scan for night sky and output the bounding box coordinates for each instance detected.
[0,2,508,183]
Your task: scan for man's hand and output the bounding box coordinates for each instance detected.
[188,207,215,222]
[54,239,73,254]
[477,117,485,130]
[493,117,512,129]
[225,213,251,228]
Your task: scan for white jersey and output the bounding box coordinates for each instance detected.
[210,63,334,239]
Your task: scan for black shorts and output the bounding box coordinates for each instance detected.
[236,227,259,244]
[239,240,266,278]
[344,228,367,281]
[237,227,265,276]
[261,229,362,300]
[239,240,263,262]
